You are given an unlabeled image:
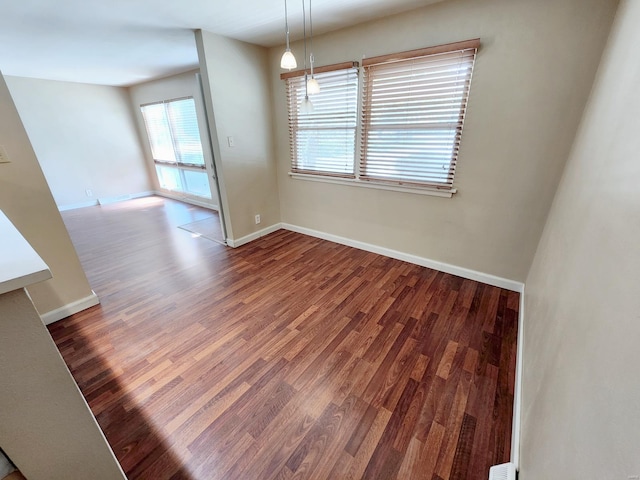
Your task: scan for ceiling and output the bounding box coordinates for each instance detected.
[0,0,443,87]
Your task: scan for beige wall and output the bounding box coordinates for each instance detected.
[520,0,640,477]
[195,31,281,241]
[269,0,617,282]
[128,70,220,209]
[5,76,151,209]
[0,289,126,479]
[0,72,93,314]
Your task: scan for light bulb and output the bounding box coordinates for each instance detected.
[300,97,314,114]
[307,77,320,94]
[280,49,297,70]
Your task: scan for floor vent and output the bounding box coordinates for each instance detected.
[489,462,516,480]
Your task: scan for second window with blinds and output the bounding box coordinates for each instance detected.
[283,39,479,194]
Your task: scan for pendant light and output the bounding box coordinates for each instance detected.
[280,0,297,70]
[307,0,320,94]
[299,0,314,114]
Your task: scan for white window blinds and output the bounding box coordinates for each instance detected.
[360,39,479,190]
[284,63,359,177]
[166,99,205,166]
[141,97,205,167]
[141,102,175,162]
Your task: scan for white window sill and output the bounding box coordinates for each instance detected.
[288,172,456,198]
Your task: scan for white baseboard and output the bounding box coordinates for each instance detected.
[227,223,282,248]
[58,200,99,211]
[97,191,154,206]
[280,223,524,293]
[511,286,525,471]
[58,191,155,211]
[153,190,218,211]
[40,290,100,325]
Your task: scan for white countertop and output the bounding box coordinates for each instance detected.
[0,210,51,295]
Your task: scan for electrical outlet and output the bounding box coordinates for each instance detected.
[85,189,93,197]
[0,145,10,163]
[255,214,261,225]
[227,136,235,147]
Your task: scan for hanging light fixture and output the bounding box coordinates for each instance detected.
[299,0,314,114]
[280,0,297,70]
[307,0,320,94]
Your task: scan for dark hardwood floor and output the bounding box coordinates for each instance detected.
[50,196,518,480]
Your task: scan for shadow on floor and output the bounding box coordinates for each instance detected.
[48,314,196,480]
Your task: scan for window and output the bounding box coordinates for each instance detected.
[360,40,479,190]
[282,39,479,195]
[140,97,211,199]
[284,62,359,177]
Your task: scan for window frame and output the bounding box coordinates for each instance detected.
[282,61,360,178]
[140,96,207,171]
[140,96,212,199]
[283,39,480,197]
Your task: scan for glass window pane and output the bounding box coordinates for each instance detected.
[295,129,355,175]
[183,170,212,199]
[155,164,182,192]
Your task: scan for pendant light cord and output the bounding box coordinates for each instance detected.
[302,0,308,97]
[309,0,314,76]
[284,0,290,49]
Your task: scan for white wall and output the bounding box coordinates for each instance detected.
[0,288,126,480]
[128,70,220,210]
[269,0,617,283]
[520,0,640,477]
[196,31,280,241]
[5,76,151,210]
[0,71,94,315]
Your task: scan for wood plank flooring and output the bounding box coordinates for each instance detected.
[50,196,518,480]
